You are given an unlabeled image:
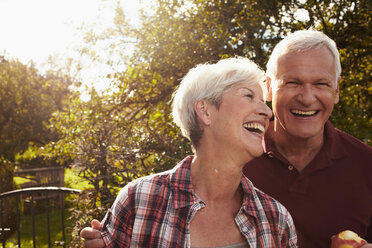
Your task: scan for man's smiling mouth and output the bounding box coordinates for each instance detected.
[291,109,319,117]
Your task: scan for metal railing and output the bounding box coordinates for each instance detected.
[0,187,81,248]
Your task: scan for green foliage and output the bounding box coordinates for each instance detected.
[0,59,76,162]
[64,168,93,190]
[0,158,21,240]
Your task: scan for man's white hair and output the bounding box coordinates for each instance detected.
[266,29,341,80]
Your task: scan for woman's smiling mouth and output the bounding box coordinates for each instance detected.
[243,122,265,136]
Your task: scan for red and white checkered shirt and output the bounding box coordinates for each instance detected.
[101,156,298,247]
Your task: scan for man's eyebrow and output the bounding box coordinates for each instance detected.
[282,76,333,82]
[281,76,301,81]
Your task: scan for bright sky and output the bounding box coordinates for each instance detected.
[0,0,143,90]
[0,0,309,93]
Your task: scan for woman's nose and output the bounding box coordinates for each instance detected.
[258,101,273,119]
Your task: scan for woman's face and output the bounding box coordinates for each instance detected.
[208,82,272,162]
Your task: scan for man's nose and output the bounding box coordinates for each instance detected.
[297,85,316,105]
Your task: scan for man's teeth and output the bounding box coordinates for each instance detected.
[243,123,265,135]
[291,109,318,116]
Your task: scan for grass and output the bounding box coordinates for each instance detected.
[64,168,93,190]
[8,168,91,248]
[14,168,93,191]
[5,207,74,248]
[13,176,33,186]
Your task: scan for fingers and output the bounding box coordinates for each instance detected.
[361,244,372,248]
[80,219,105,248]
[80,227,102,239]
[91,219,102,230]
[82,238,106,248]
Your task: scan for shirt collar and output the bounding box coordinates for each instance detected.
[240,175,260,219]
[169,156,261,221]
[169,156,200,209]
[263,120,346,168]
[323,121,346,160]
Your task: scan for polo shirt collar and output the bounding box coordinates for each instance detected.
[263,120,346,170]
[323,121,346,160]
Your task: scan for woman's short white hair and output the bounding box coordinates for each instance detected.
[172,57,265,148]
[266,29,341,79]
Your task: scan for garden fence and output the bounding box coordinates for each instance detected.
[0,187,81,248]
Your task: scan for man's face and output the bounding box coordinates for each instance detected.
[268,46,340,140]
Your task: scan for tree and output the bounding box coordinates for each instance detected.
[0,157,21,240]
[0,58,76,162]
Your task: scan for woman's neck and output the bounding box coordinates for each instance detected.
[190,152,243,204]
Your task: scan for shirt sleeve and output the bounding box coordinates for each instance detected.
[101,185,135,248]
[280,211,298,247]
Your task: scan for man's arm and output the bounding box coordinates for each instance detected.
[80,219,105,248]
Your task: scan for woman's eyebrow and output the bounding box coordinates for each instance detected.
[240,87,255,95]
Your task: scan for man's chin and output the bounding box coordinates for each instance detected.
[285,125,324,140]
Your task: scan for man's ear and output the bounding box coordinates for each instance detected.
[334,76,341,104]
[266,76,273,102]
[194,100,212,126]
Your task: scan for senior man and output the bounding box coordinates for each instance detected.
[243,29,372,247]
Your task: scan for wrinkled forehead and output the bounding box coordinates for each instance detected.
[276,48,337,78]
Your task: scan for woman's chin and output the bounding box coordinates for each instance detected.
[244,148,264,161]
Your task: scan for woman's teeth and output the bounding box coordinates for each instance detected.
[243,123,265,135]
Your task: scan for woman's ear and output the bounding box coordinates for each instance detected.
[194,100,213,126]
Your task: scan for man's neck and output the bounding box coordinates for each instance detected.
[269,122,325,172]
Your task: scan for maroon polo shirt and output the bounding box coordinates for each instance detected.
[243,121,372,248]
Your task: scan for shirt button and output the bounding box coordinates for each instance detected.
[242,226,248,233]
[288,165,294,171]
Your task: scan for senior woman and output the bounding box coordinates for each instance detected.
[81,57,297,247]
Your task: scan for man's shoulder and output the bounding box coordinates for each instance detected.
[332,127,372,155]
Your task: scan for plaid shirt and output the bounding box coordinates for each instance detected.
[101,156,297,247]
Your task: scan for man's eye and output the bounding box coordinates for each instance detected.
[314,82,328,86]
[286,81,299,85]
[245,94,254,99]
